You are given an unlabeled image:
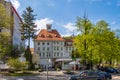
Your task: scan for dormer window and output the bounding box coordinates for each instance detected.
[47,34,52,38]
[40,34,45,38]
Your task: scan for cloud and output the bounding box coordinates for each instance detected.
[63,22,76,32]
[35,18,54,34]
[62,22,77,36]
[10,0,20,9]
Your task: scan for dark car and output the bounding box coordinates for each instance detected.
[68,70,106,80]
[96,70,112,80]
[101,67,119,73]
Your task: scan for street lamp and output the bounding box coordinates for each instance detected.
[46,58,49,80]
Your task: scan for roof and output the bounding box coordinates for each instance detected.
[63,37,73,46]
[11,6,22,22]
[35,29,65,41]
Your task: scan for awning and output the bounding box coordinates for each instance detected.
[55,58,72,62]
[69,61,80,65]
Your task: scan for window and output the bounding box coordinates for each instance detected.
[66,47,68,51]
[61,47,63,50]
[47,42,49,45]
[47,47,49,51]
[57,46,59,50]
[38,42,40,45]
[54,46,56,50]
[39,53,41,56]
[54,52,56,56]
[49,52,50,57]
[57,52,59,56]
[43,47,45,51]
[46,52,48,57]
[42,42,45,45]
[43,52,45,57]
[38,47,40,50]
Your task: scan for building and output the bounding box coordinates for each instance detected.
[34,24,74,69]
[0,0,25,49]
[30,48,40,65]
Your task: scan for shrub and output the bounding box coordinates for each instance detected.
[7,58,28,71]
[56,68,60,71]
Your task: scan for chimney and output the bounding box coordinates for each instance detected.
[46,24,52,31]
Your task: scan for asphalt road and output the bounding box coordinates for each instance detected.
[0,71,120,80]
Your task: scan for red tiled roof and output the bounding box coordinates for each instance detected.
[35,29,65,41]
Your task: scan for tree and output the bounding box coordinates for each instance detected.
[20,6,37,47]
[20,6,37,69]
[0,3,11,28]
[24,47,33,69]
[7,58,28,71]
[0,3,12,61]
[74,15,120,69]
[74,15,92,69]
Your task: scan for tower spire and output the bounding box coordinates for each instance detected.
[83,9,88,20]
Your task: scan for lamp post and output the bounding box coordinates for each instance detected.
[46,58,49,80]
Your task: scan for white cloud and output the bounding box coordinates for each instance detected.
[63,22,76,32]
[10,0,20,9]
[35,18,54,34]
[62,22,77,36]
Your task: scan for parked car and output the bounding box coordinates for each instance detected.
[96,70,112,80]
[101,67,119,73]
[68,70,106,80]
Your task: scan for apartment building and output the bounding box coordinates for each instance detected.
[0,0,25,49]
[34,24,73,69]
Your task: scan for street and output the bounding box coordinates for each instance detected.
[0,71,120,80]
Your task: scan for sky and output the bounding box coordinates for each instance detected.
[7,0,120,48]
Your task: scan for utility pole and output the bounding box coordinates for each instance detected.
[46,58,49,80]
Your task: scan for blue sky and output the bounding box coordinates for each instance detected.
[8,0,120,47]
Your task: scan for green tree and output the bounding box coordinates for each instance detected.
[20,6,37,69]
[7,58,28,71]
[0,3,12,61]
[20,6,37,47]
[24,47,32,69]
[74,17,120,69]
[0,4,11,28]
[74,15,92,69]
